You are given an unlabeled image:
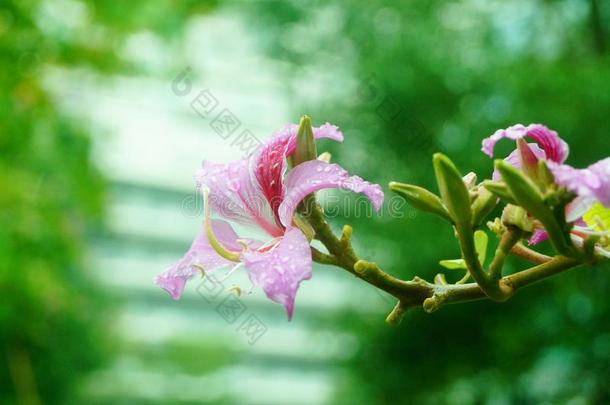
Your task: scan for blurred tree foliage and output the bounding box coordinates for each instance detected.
[0,2,110,404]
[0,1,213,403]
[243,0,610,403]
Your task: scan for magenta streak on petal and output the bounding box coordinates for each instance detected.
[235,188,284,238]
[250,122,345,229]
[278,160,384,228]
[241,227,312,319]
[482,124,569,164]
[525,125,568,163]
[154,220,248,300]
[252,135,290,227]
[197,160,282,237]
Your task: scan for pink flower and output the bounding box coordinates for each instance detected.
[482,124,610,250]
[482,124,571,244]
[154,122,384,319]
[481,123,569,164]
[547,158,610,208]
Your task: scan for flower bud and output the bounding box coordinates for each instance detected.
[471,186,497,227]
[482,180,517,204]
[389,182,451,222]
[433,153,472,226]
[496,159,573,255]
[537,159,555,190]
[290,115,317,167]
[501,204,534,233]
[317,151,332,163]
[463,172,477,189]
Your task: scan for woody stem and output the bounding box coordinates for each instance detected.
[305,201,586,323]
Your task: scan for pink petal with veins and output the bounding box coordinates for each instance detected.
[278,160,384,228]
[548,158,610,207]
[482,124,569,163]
[154,220,250,299]
[196,160,282,237]
[241,228,312,319]
[250,122,345,226]
[492,143,547,181]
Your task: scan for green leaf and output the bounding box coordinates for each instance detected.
[440,231,487,270]
[433,153,472,226]
[389,182,452,222]
[474,230,488,264]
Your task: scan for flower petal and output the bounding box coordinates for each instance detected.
[565,196,596,223]
[197,160,282,237]
[492,143,546,181]
[154,220,246,299]
[548,157,610,207]
[278,160,385,227]
[196,122,345,237]
[273,122,344,156]
[482,124,569,163]
[251,123,345,219]
[241,228,312,319]
[528,229,549,245]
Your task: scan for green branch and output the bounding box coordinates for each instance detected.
[306,198,585,323]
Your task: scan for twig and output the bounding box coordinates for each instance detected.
[510,242,552,264]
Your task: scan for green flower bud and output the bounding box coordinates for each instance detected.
[482,180,517,205]
[496,159,573,255]
[389,182,452,223]
[433,153,472,226]
[471,186,498,227]
[501,204,534,233]
[538,159,555,190]
[290,115,317,167]
[463,172,477,189]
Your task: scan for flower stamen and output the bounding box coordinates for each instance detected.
[203,187,241,262]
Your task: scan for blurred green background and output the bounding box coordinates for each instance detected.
[1,0,610,404]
